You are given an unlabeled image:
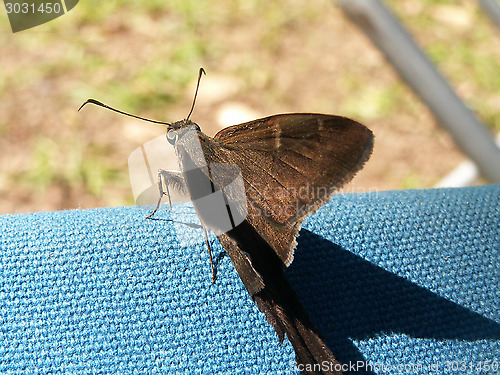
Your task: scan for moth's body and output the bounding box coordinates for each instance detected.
[168,114,373,271]
[80,78,373,375]
[162,114,373,375]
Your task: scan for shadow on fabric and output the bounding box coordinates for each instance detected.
[286,230,500,373]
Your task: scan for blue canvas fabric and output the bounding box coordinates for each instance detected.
[0,186,498,374]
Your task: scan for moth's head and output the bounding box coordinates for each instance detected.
[166,119,201,145]
[168,119,200,132]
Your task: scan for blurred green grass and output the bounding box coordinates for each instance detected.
[0,0,499,213]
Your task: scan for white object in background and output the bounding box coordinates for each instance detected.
[436,133,500,187]
[217,102,260,128]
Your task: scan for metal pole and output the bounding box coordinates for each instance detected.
[336,0,500,183]
[479,0,500,29]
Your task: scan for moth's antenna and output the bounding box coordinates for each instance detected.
[186,67,206,121]
[78,99,172,126]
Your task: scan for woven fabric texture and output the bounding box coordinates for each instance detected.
[0,186,498,374]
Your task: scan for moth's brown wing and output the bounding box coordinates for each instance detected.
[203,113,373,266]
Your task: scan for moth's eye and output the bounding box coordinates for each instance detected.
[194,124,201,131]
[166,131,177,145]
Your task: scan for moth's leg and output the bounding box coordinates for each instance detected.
[147,169,216,281]
[202,225,216,283]
[146,170,184,219]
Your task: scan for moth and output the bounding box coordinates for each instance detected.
[79,68,374,375]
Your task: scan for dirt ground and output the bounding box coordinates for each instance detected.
[0,0,498,214]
